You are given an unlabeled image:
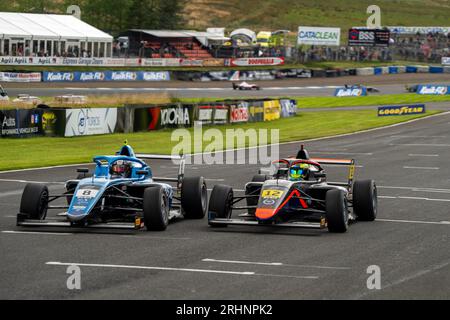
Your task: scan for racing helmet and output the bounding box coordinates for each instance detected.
[289,164,310,181]
[111,160,132,177]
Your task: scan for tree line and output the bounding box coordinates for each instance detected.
[0,0,185,35]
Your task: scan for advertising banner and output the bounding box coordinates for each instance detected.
[378,104,426,117]
[195,104,228,125]
[441,57,450,66]
[297,27,341,46]
[416,85,449,95]
[41,108,66,136]
[64,108,118,137]
[229,102,249,123]
[43,71,170,82]
[229,57,285,67]
[247,100,264,122]
[134,104,193,131]
[0,72,41,82]
[0,56,141,67]
[0,109,42,137]
[263,100,281,121]
[334,86,368,97]
[280,99,298,118]
[141,58,181,67]
[348,29,390,47]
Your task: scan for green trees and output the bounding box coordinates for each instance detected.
[1,0,185,35]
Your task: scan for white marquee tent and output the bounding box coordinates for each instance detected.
[0,12,113,57]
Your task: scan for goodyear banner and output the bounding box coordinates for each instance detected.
[263,100,281,121]
[334,86,367,97]
[378,104,426,117]
[43,71,170,82]
[134,104,193,131]
[416,85,449,95]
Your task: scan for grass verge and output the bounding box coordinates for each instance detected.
[0,109,441,171]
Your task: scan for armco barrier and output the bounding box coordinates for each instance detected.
[356,68,375,76]
[429,66,444,73]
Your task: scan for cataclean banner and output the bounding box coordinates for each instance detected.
[263,100,281,121]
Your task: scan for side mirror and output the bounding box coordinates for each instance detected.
[313,172,326,179]
[136,170,148,175]
[77,168,89,173]
[275,168,289,179]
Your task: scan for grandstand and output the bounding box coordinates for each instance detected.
[124,30,229,59]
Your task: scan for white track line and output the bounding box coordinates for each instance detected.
[391,143,450,147]
[2,230,74,236]
[377,219,450,225]
[45,262,318,279]
[408,154,439,157]
[378,186,450,194]
[202,258,350,270]
[378,195,450,202]
[0,178,65,184]
[391,135,447,138]
[403,166,440,170]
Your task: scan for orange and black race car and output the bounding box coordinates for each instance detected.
[208,146,377,233]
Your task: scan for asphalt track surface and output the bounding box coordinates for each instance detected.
[3,73,450,98]
[1,112,450,299]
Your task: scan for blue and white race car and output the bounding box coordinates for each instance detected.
[17,144,207,231]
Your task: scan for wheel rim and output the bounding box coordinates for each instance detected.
[38,190,48,220]
[343,197,349,226]
[200,183,207,212]
[225,191,233,218]
[161,194,169,224]
[372,184,378,217]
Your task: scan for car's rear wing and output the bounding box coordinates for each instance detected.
[136,154,185,187]
[310,158,356,191]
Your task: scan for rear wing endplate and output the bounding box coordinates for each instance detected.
[310,158,355,191]
[136,154,185,188]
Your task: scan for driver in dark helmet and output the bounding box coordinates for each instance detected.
[110,160,132,178]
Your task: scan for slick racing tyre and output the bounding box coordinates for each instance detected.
[208,185,233,227]
[353,180,377,221]
[181,176,208,219]
[20,183,49,220]
[143,186,169,231]
[326,189,349,233]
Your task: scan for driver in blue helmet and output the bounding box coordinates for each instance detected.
[289,163,310,181]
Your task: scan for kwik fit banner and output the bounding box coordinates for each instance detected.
[334,86,367,97]
[134,104,193,131]
[416,85,449,95]
[43,71,170,82]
